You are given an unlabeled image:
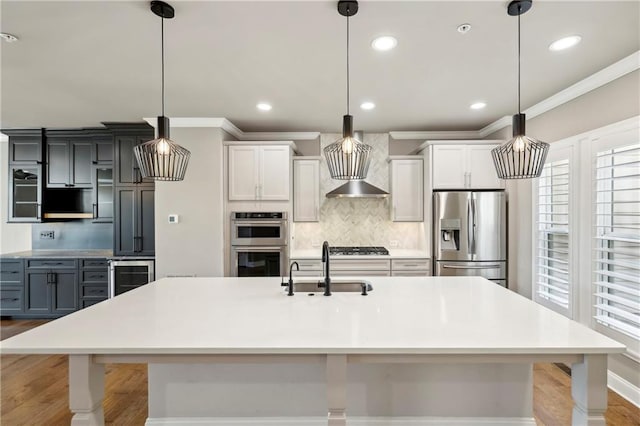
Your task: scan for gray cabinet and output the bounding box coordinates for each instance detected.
[45,134,93,188]
[105,123,155,256]
[4,129,44,223]
[115,186,155,256]
[79,258,108,308]
[24,259,78,317]
[0,260,24,315]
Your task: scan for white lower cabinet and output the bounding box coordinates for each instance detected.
[293,158,320,222]
[391,258,432,276]
[290,258,431,277]
[389,157,423,222]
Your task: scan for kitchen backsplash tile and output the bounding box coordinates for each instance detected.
[32,220,112,250]
[292,133,425,250]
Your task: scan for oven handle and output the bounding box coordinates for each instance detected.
[233,221,286,226]
[232,246,285,251]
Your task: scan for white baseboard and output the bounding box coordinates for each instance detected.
[609,370,640,408]
[146,416,536,426]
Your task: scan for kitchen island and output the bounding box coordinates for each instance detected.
[0,276,624,426]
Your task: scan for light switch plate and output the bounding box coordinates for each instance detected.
[168,214,179,224]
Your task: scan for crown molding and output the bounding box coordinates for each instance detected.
[389,130,481,140]
[241,132,320,141]
[478,116,512,138]
[479,50,640,138]
[143,117,317,141]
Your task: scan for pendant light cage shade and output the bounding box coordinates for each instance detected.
[491,134,549,179]
[324,135,372,180]
[134,135,190,181]
[134,1,191,181]
[492,0,549,180]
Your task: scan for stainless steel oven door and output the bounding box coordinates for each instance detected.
[231,246,288,277]
[231,220,288,246]
[108,260,155,298]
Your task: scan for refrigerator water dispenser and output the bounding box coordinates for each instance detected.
[440,218,460,251]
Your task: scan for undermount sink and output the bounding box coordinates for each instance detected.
[289,279,373,294]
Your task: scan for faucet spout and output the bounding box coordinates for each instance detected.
[322,241,331,296]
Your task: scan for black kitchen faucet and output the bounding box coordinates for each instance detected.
[322,241,331,296]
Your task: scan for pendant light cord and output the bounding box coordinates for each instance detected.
[517,7,521,114]
[346,13,350,115]
[161,15,165,117]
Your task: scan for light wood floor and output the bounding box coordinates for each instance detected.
[1,320,639,425]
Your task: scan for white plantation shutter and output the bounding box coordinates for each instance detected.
[593,143,640,341]
[535,158,572,316]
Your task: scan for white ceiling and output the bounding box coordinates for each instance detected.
[1,1,638,133]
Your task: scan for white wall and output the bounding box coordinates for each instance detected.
[154,127,225,278]
[0,135,32,254]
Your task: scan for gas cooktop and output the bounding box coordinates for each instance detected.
[329,246,390,256]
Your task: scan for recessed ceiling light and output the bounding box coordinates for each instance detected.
[0,33,18,43]
[256,102,272,111]
[470,102,487,110]
[360,102,376,110]
[549,35,582,52]
[457,24,472,34]
[371,36,397,51]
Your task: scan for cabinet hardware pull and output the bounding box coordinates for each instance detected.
[442,264,500,270]
[92,203,97,219]
[0,298,19,302]
[6,271,18,274]
[92,161,98,165]
[36,203,41,220]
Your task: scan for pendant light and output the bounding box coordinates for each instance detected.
[134,1,190,181]
[491,0,549,179]
[324,0,372,180]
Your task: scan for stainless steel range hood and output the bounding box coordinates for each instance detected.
[326,180,389,198]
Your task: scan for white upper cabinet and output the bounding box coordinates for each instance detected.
[431,143,504,190]
[228,145,291,201]
[389,157,423,222]
[293,158,320,222]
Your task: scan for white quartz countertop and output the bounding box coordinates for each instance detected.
[290,249,430,260]
[0,277,624,356]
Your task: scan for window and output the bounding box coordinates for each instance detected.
[535,156,572,317]
[593,143,640,344]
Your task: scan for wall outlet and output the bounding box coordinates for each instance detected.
[40,231,55,240]
[390,240,399,248]
[168,214,179,224]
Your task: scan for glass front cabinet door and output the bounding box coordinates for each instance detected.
[9,164,43,222]
[92,165,113,223]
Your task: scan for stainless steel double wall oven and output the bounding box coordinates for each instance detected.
[230,212,288,277]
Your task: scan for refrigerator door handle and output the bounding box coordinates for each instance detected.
[471,197,477,255]
[442,264,501,270]
[467,198,473,255]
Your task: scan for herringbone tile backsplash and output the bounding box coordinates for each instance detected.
[292,133,425,250]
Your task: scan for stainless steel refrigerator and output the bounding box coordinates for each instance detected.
[433,191,507,287]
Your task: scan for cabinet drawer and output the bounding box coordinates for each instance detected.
[1,260,24,273]
[391,270,432,277]
[81,298,106,309]
[290,259,322,271]
[81,259,108,269]
[1,270,23,284]
[81,270,108,283]
[81,285,108,298]
[391,259,431,271]
[0,287,23,312]
[27,259,77,269]
[332,259,390,271]
[333,270,391,277]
